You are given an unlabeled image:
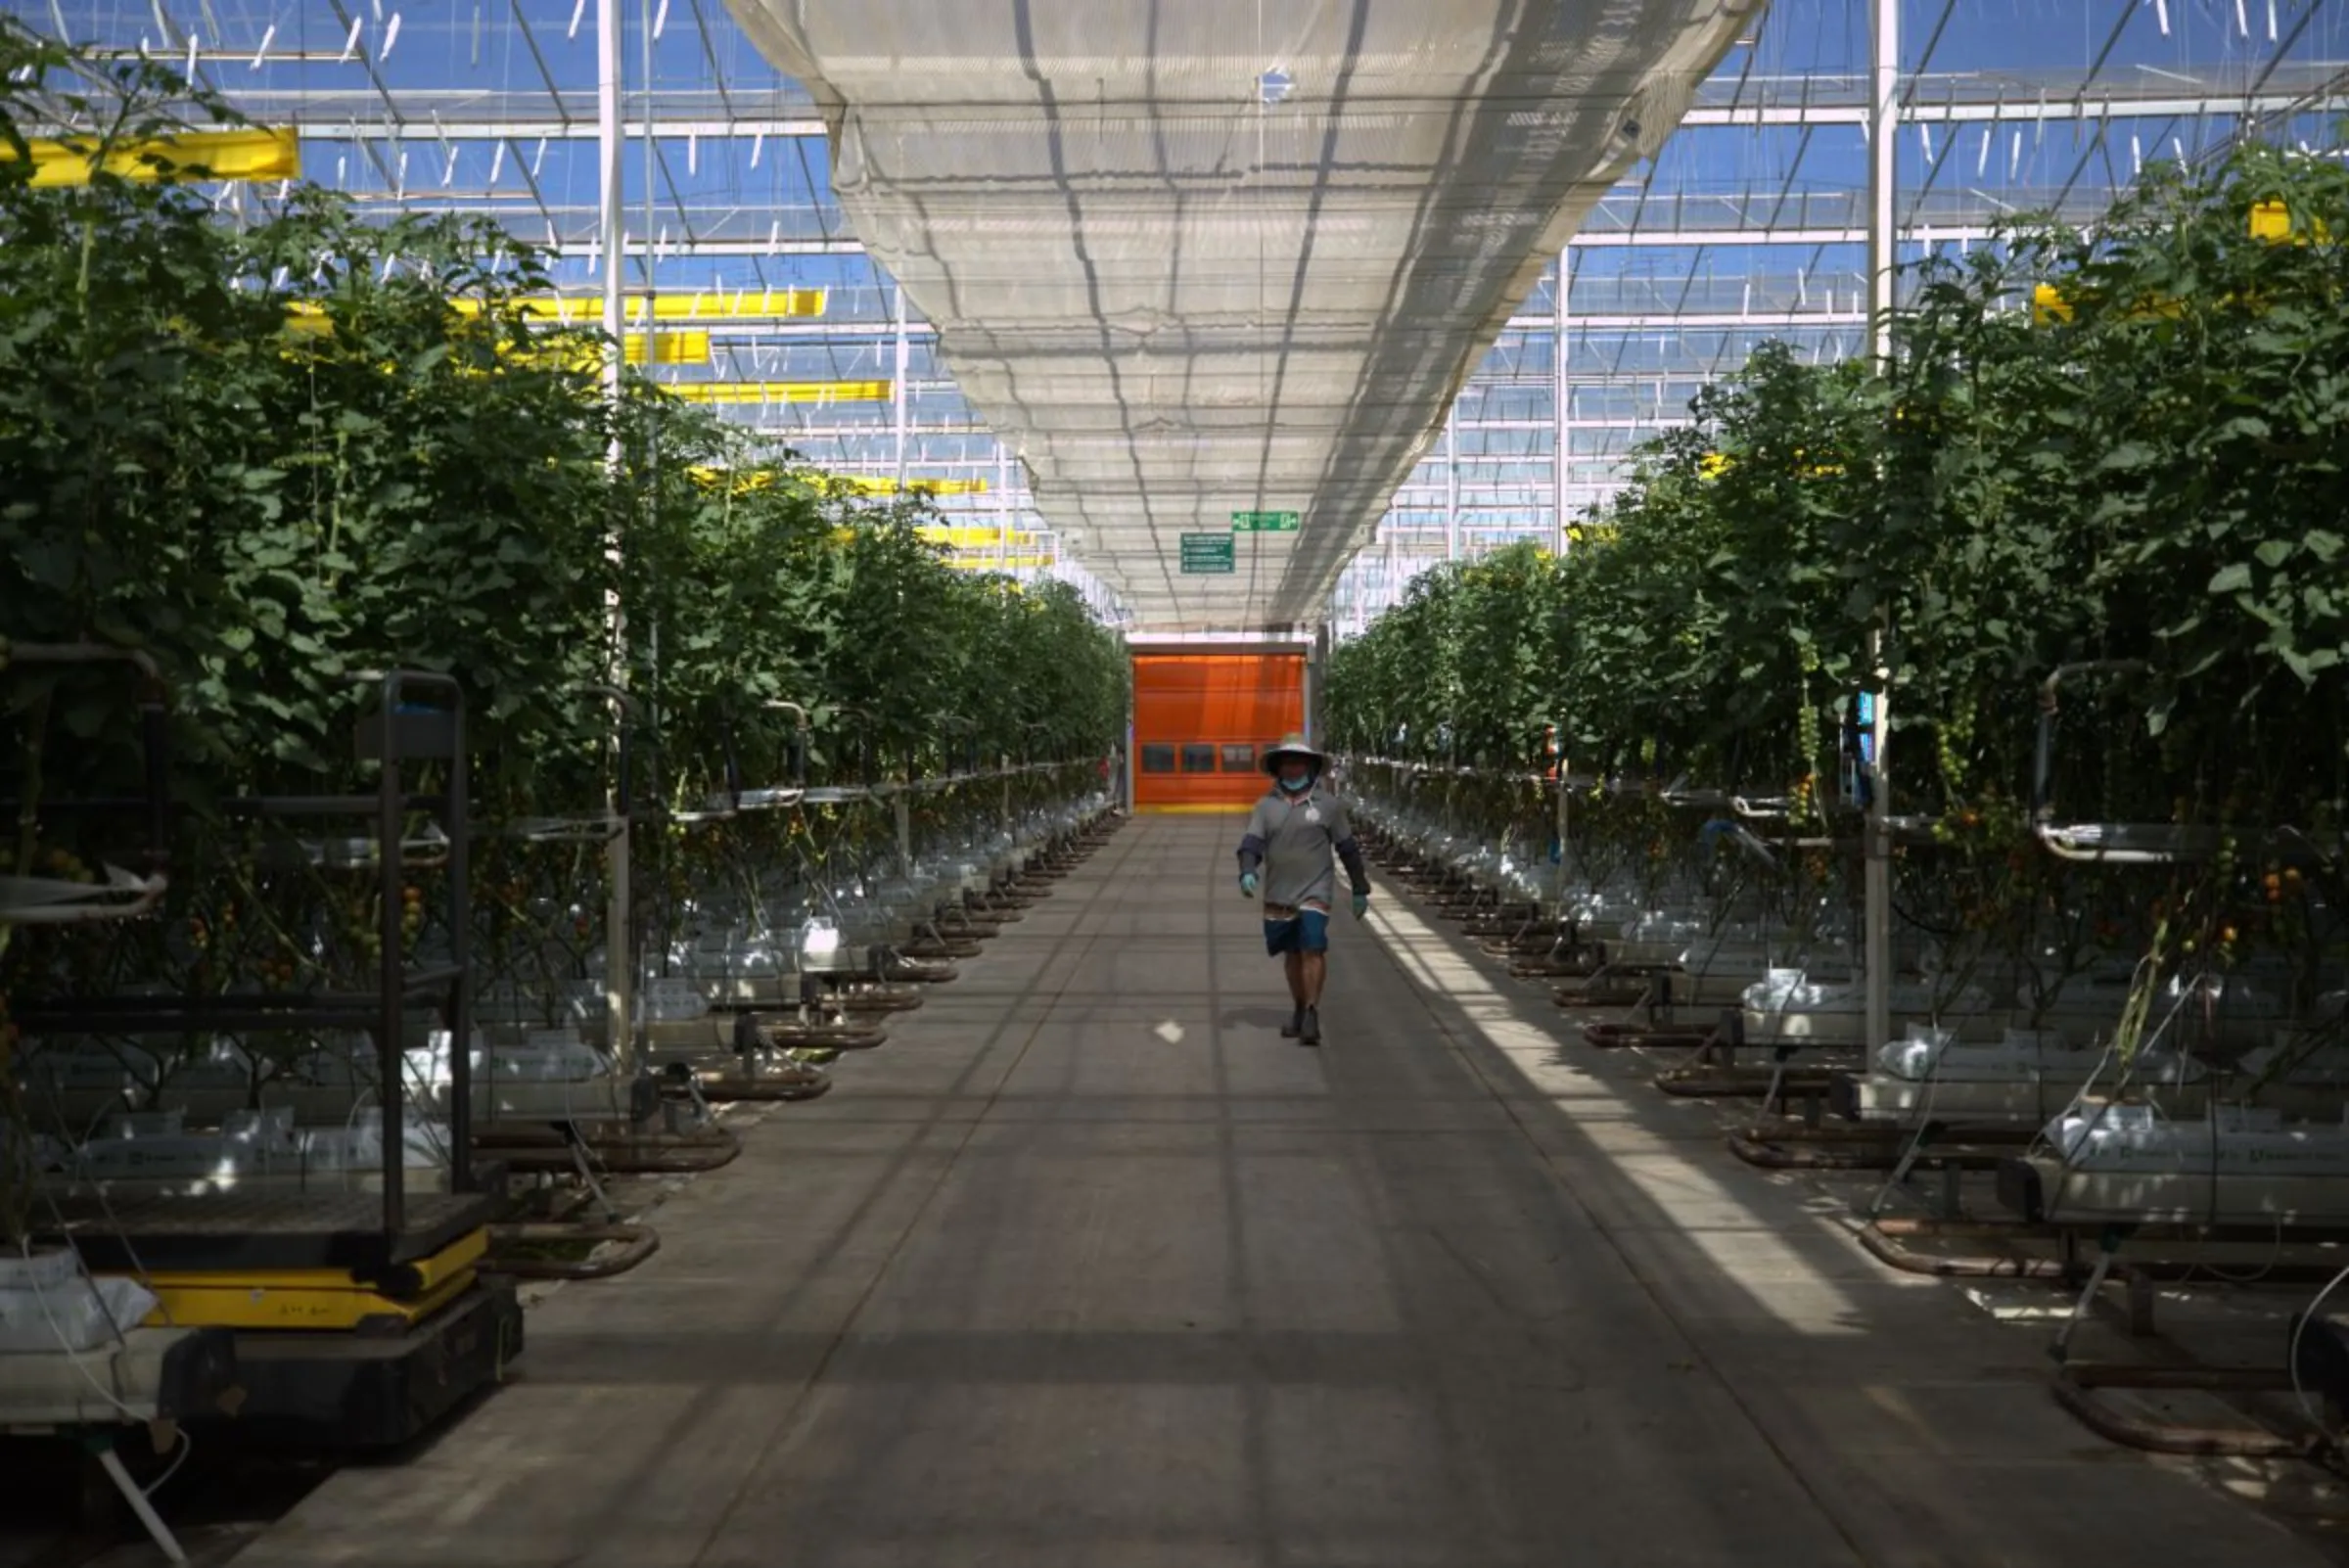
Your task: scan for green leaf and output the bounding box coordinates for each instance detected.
[2208,563,2254,595]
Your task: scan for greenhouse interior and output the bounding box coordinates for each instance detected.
[2,1,2348,1563]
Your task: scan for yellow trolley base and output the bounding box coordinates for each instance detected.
[124,1225,491,1332]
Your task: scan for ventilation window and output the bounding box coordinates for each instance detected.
[1181,744,1218,773]
[1139,744,1176,774]
[1221,745,1258,772]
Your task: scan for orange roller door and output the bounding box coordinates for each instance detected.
[1131,653,1306,811]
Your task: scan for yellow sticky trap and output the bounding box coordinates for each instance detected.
[1694,450,1833,480]
[457,289,827,323]
[689,465,783,493]
[278,304,706,368]
[625,331,710,366]
[667,381,892,405]
[2035,206,2331,327]
[512,332,713,371]
[5,127,300,187]
[946,555,1050,571]
[916,525,1008,549]
[2248,200,2331,248]
[836,476,990,497]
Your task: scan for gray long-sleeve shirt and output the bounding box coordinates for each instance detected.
[1236,789,1370,911]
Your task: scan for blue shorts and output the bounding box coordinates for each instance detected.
[1264,908,1329,956]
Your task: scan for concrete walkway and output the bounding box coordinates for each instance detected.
[234,817,2335,1568]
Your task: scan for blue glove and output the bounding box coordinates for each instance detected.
[1239,871,1259,899]
[1352,890,1370,920]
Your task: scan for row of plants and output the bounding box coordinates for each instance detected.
[1328,138,2348,1017]
[0,26,1123,819]
[0,28,1126,1093]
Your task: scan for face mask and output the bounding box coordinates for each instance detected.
[1279,774,1312,794]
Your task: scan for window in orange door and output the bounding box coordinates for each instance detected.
[1181,743,1218,772]
[1139,744,1176,773]
[1221,745,1258,772]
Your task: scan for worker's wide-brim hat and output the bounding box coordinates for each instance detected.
[1262,733,1326,776]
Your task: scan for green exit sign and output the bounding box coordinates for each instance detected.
[1179,533,1236,574]
[1231,510,1301,532]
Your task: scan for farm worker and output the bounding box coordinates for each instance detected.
[1234,734,1371,1046]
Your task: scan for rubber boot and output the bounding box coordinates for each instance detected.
[1298,1007,1320,1046]
[1280,1008,1303,1038]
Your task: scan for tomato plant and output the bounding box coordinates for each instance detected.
[1331,138,2348,1027]
[0,27,1128,1241]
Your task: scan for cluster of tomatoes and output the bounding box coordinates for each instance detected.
[252,951,301,990]
[184,898,238,953]
[1,844,92,882]
[2147,858,2314,966]
[1788,773,1819,821]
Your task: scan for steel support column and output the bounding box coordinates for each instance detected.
[1444,412,1460,564]
[892,285,911,490]
[1552,246,1572,556]
[596,0,633,1072]
[995,444,1011,572]
[1863,0,1899,1060]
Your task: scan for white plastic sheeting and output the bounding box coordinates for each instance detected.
[724,1,1757,629]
